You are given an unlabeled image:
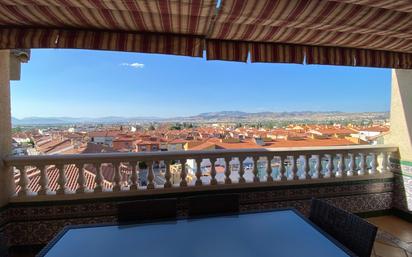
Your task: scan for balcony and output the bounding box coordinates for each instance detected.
[6,145,398,201]
[2,1,412,256]
[0,144,402,255]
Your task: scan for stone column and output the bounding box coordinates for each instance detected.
[0,50,12,207]
[388,69,412,212]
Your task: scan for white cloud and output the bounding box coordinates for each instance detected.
[120,62,144,69]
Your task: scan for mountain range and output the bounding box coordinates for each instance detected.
[11,111,389,125]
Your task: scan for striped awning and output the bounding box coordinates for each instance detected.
[208,0,412,67]
[2,0,412,68]
[0,0,215,57]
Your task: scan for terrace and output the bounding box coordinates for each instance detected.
[1,1,412,256]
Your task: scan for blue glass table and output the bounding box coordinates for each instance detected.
[38,209,355,257]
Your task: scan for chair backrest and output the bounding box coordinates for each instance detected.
[187,193,240,217]
[309,198,377,257]
[117,198,177,224]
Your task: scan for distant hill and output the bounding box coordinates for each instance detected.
[11,116,161,125]
[11,111,389,125]
[177,111,388,123]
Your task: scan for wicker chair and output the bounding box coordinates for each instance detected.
[117,198,177,224]
[187,193,240,217]
[309,198,377,257]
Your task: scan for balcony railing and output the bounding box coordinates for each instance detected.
[4,145,398,202]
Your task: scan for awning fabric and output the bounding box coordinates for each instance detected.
[0,0,214,57]
[0,28,203,57]
[209,0,412,67]
[2,0,412,68]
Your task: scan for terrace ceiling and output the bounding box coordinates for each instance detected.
[1,0,412,68]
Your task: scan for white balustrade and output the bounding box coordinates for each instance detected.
[302,155,311,180]
[38,165,50,195]
[370,153,378,174]
[76,163,86,194]
[279,155,287,181]
[266,155,273,182]
[348,153,355,176]
[290,156,298,180]
[336,154,344,177]
[195,159,202,186]
[314,155,322,179]
[224,157,232,184]
[238,157,246,183]
[381,152,389,173]
[210,158,218,185]
[17,165,31,196]
[128,162,138,190]
[56,164,67,195]
[325,154,334,178]
[94,162,104,192]
[359,153,367,176]
[147,161,155,189]
[112,162,122,192]
[5,145,397,199]
[180,159,187,187]
[251,156,259,182]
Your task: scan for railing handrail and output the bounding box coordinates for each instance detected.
[3,144,398,166]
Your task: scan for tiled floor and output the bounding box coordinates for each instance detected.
[368,216,412,257]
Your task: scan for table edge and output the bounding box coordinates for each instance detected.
[36,207,356,257]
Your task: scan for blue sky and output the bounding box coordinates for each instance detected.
[11,49,391,118]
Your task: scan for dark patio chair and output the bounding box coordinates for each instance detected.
[117,198,177,224]
[187,193,240,217]
[309,198,377,257]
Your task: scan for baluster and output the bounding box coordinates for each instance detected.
[56,164,68,194]
[290,156,298,180]
[38,165,50,195]
[359,153,366,176]
[224,157,232,184]
[347,153,355,176]
[302,155,311,180]
[76,163,87,193]
[210,158,217,185]
[331,154,336,178]
[314,155,322,179]
[324,154,334,178]
[17,165,31,196]
[94,162,104,192]
[381,152,389,173]
[279,156,287,181]
[147,161,155,189]
[336,154,344,177]
[9,165,16,196]
[130,161,139,190]
[238,157,246,183]
[180,159,187,187]
[266,155,273,182]
[164,160,172,188]
[370,152,378,174]
[195,159,202,186]
[252,156,260,182]
[112,162,122,192]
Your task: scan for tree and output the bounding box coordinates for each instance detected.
[169,123,182,130]
[12,126,22,133]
